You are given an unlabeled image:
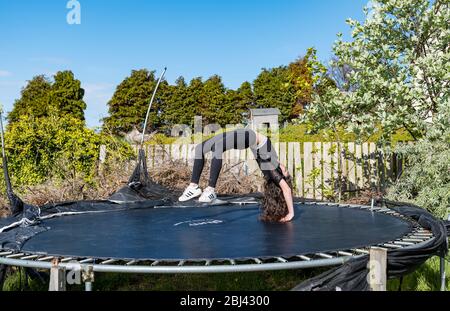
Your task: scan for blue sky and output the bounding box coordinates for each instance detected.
[0,0,368,128]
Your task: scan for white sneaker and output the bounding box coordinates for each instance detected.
[199,187,217,203]
[178,185,202,202]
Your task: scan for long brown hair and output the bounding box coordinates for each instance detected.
[260,175,293,222]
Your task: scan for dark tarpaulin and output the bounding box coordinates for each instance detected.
[292,199,449,291]
[0,149,174,250]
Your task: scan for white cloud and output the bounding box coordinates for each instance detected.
[0,70,12,77]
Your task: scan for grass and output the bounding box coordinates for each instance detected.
[3,255,448,291]
[2,268,328,291]
[387,255,450,291]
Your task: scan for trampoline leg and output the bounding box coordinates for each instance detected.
[0,264,7,290]
[48,266,66,292]
[369,247,387,291]
[440,256,446,291]
[82,265,94,292]
[85,282,93,292]
[49,260,66,291]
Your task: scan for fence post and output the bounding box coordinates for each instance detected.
[99,145,107,164]
[293,142,302,197]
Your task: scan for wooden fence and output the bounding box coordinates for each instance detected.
[134,142,405,200]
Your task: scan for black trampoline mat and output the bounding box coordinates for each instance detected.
[21,204,413,261]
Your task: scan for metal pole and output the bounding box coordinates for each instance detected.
[440,256,446,291]
[0,256,353,274]
[0,112,5,158]
[141,67,167,147]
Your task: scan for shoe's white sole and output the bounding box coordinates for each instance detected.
[198,196,217,203]
[178,191,202,202]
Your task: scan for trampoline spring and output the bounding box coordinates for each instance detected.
[60,257,74,263]
[337,251,353,257]
[317,253,334,259]
[253,258,263,264]
[6,253,24,259]
[382,243,403,249]
[178,261,185,266]
[276,257,288,263]
[297,255,311,261]
[393,241,415,246]
[126,260,137,266]
[20,254,39,260]
[79,258,94,264]
[402,238,426,243]
[0,251,13,256]
[150,261,159,266]
[100,259,117,265]
[229,259,236,265]
[37,256,54,261]
[411,235,433,240]
[205,260,211,266]
[384,211,397,215]
[353,249,369,254]
[414,232,433,236]
[410,235,431,240]
[415,231,433,236]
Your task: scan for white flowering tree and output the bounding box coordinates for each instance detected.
[306,0,449,141]
[304,0,449,217]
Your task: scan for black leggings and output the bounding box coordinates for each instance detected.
[191,129,257,188]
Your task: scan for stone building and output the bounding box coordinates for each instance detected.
[248,108,280,131]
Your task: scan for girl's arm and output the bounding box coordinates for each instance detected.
[279,179,294,222]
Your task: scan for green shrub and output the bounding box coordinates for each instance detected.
[387,138,450,219]
[4,115,134,186]
[386,98,450,219]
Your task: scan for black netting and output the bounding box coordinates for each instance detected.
[292,199,449,291]
[0,149,176,250]
[108,149,177,203]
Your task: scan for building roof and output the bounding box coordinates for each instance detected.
[249,108,281,116]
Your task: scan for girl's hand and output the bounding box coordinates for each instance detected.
[280,212,294,223]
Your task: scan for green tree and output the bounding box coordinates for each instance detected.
[388,97,450,218]
[302,0,449,218]
[103,69,160,134]
[160,76,193,130]
[305,0,449,141]
[185,77,204,126]
[51,70,86,120]
[200,75,229,125]
[5,115,101,185]
[288,48,336,119]
[253,66,295,123]
[225,81,254,124]
[8,76,52,124]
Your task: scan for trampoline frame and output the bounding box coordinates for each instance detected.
[0,202,434,276]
